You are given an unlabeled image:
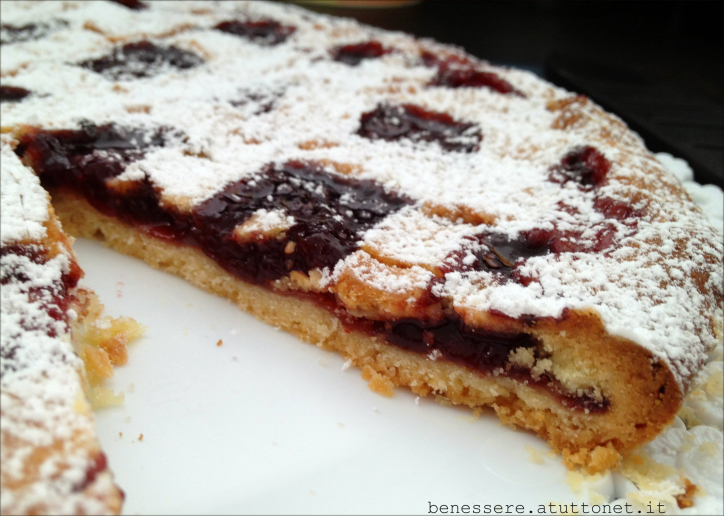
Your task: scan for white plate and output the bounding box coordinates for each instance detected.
[80,238,602,514]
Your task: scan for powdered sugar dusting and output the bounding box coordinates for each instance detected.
[362,206,478,270]
[657,152,724,235]
[337,250,434,296]
[239,208,295,234]
[1,141,115,514]
[1,1,721,398]
[0,143,50,244]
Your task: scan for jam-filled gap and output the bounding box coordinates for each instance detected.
[356,312,608,413]
[16,124,609,414]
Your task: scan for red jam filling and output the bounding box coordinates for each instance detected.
[0,244,82,378]
[432,67,520,95]
[593,197,642,221]
[1,20,68,45]
[79,41,204,80]
[0,85,32,103]
[549,146,611,188]
[444,226,627,287]
[74,452,109,492]
[358,103,482,153]
[229,88,283,114]
[421,50,523,96]
[535,147,642,254]
[16,126,609,412]
[330,40,391,66]
[522,225,621,255]
[193,160,411,283]
[16,124,180,237]
[215,19,296,46]
[110,0,147,10]
[448,232,552,277]
[378,316,607,413]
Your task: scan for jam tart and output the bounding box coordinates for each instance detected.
[1,1,722,513]
[1,142,134,515]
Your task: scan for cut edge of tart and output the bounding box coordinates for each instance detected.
[43,185,686,474]
[1,0,721,500]
[6,104,720,475]
[0,141,142,516]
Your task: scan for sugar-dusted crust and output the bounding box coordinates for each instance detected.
[53,188,683,473]
[0,145,123,515]
[2,0,722,483]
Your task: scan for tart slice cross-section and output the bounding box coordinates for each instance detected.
[1,0,721,497]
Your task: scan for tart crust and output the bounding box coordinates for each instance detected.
[0,188,124,516]
[2,2,721,504]
[52,188,682,473]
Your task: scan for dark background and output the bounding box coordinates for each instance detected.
[293,1,724,186]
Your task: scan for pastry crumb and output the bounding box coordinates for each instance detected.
[565,470,585,493]
[526,445,546,465]
[675,478,699,509]
[361,365,394,397]
[89,387,124,410]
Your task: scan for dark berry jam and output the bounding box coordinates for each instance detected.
[362,315,607,413]
[440,231,554,288]
[522,225,621,255]
[593,197,642,221]
[229,88,283,114]
[443,222,631,283]
[192,161,411,284]
[110,0,147,10]
[549,146,611,188]
[0,20,68,45]
[0,244,80,324]
[422,51,522,96]
[16,123,182,236]
[420,50,457,68]
[457,232,552,275]
[74,452,109,492]
[16,127,608,413]
[385,317,536,369]
[358,103,481,153]
[16,122,171,175]
[432,67,520,95]
[79,41,204,80]
[215,19,296,46]
[330,40,391,66]
[0,85,32,103]
[16,128,409,273]
[546,147,640,242]
[0,244,81,379]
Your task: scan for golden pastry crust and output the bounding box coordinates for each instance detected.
[2,0,721,495]
[0,164,124,515]
[52,189,686,473]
